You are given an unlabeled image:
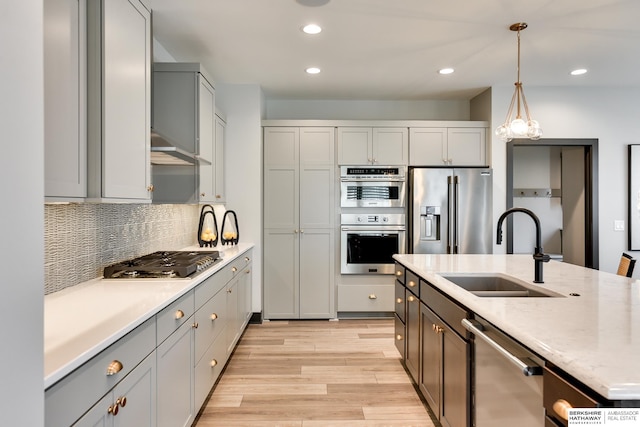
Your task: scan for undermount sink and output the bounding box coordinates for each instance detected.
[440,273,564,298]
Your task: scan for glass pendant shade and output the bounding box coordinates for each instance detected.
[495,23,542,142]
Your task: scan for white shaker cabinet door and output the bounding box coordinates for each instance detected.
[372,127,408,165]
[446,128,486,166]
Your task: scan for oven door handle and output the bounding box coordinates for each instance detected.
[341,226,406,231]
[462,319,542,376]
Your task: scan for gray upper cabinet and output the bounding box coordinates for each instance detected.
[151,63,218,204]
[409,127,487,166]
[44,0,86,200]
[200,112,226,203]
[86,0,152,202]
[337,127,408,165]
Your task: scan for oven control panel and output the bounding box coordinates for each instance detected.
[341,213,405,226]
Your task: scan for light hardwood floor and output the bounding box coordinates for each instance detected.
[194,318,438,427]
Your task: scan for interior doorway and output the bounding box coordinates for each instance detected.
[506,139,599,269]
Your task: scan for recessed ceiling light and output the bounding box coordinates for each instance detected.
[438,68,454,75]
[306,67,321,74]
[570,68,588,76]
[302,24,322,34]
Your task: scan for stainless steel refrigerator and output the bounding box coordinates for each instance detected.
[409,167,493,254]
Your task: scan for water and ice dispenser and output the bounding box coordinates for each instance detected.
[420,206,441,241]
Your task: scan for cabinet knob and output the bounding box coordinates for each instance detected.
[396,297,403,304]
[300,229,304,233]
[408,295,415,302]
[408,280,416,287]
[245,256,251,262]
[200,192,206,197]
[552,399,572,421]
[106,360,123,376]
[147,184,154,192]
[210,359,218,367]
[396,334,403,341]
[395,270,403,276]
[215,194,222,199]
[232,266,238,273]
[175,309,185,320]
[368,294,377,299]
[108,404,119,416]
[211,313,218,320]
[227,288,232,294]
[245,269,251,274]
[116,396,127,408]
[192,322,199,329]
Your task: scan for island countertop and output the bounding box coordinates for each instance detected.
[393,253,640,401]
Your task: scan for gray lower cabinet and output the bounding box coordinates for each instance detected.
[156,292,197,427]
[45,250,253,427]
[45,318,156,427]
[74,351,156,426]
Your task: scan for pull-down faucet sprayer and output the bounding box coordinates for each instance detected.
[496,207,551,283]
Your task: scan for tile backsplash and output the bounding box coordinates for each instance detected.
[45,203,200,294]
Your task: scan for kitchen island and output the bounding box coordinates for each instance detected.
[393,253,640,401]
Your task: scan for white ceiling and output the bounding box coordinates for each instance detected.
[148,0,640,100]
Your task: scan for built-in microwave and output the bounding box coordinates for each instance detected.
[340,166,406,208]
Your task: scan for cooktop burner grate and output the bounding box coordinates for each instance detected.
[103,251,220,279]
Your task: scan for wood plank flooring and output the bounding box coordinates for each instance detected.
[194,318,438,427]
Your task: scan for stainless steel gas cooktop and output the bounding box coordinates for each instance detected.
[103,251,221,279]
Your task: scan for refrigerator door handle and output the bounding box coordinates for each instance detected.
[447,175,454,254]
[453,175,460,254]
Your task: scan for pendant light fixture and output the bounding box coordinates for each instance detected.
[495,23,542,142]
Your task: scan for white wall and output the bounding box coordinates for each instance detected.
[0,1,45,425]
[490,86,640,273]
[216,84,265,312]
[266,99,470,120]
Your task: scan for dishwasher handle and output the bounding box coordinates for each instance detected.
[462,319,542,377]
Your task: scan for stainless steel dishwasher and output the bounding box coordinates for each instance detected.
[462,317,545,426]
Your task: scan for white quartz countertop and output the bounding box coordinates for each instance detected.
[44,243,254,389]
[393,254,640,401]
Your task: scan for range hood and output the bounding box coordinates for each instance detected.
[150,129,198,165]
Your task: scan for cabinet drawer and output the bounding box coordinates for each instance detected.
[394,262,405,284]
[337,285,394,312]
[157,291,195,344]
[195,326,228,411]
[394,314,405,359]
[395,280,406,322]
[420,280,469,338]
[194,287,228,364]
[195,268,227,309]
[45,317,155,427]
[406,269,419,297]
[543,366,600,427]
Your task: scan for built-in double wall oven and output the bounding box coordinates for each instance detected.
[340,166,406,275]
